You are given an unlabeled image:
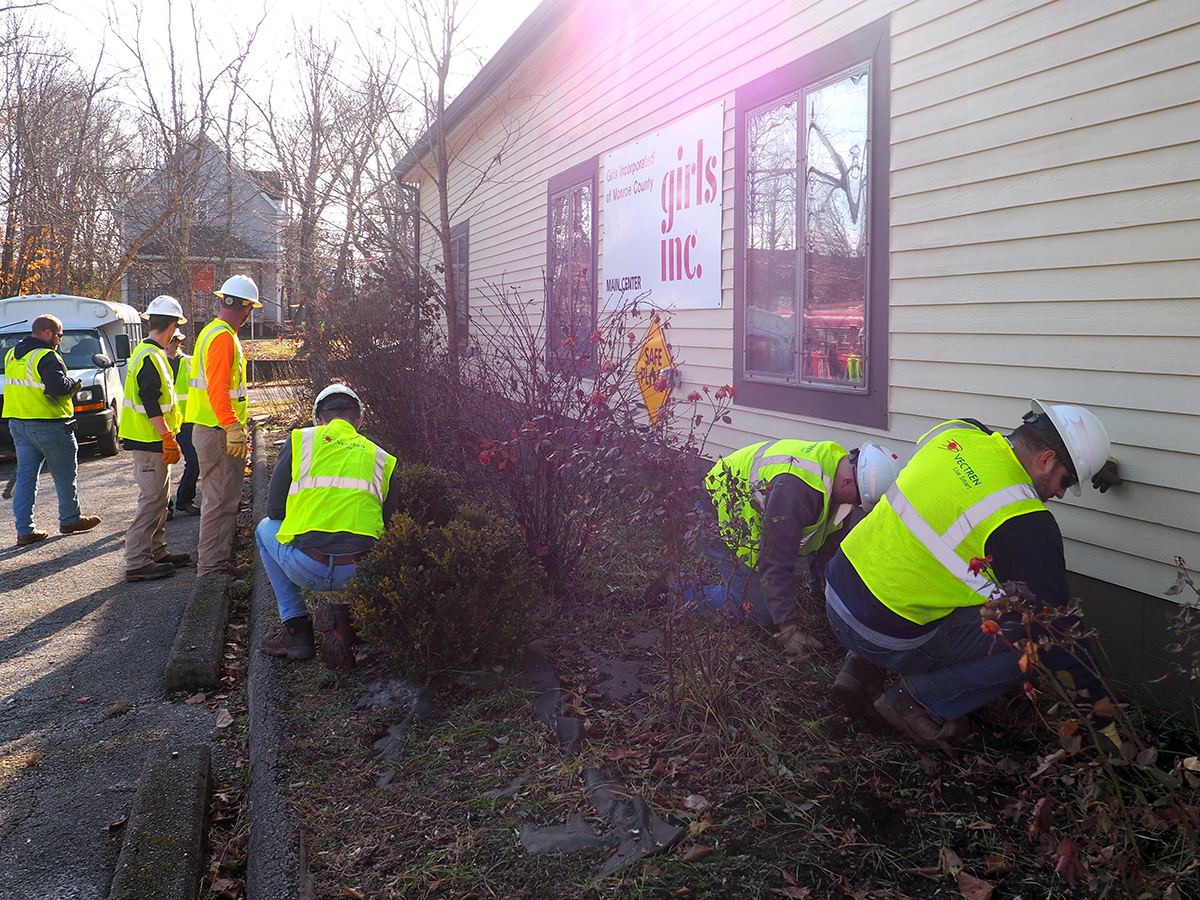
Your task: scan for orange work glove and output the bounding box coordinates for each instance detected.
[161,431,182,465]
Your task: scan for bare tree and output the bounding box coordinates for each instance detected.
[101,0,260,308]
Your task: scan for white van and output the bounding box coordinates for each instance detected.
[0,294,142,456]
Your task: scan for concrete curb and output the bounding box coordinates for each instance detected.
[164,571,232,693]
[108,744,212,900]
[245,427,311,900]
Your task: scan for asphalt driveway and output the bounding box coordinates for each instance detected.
[0,445,232,900]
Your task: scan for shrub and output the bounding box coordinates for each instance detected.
[391,463,470,528]
[345,505,542,677]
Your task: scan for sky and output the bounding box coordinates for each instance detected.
[29,0,545,117]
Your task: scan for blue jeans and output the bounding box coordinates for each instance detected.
[174,423,199,507]
[826,592,1103,723]
[10,418,82,536]
[675,500,771,626]
[255,518,360,621]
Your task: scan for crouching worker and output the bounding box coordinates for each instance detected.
[825,400,1123,748]
[691,439,901,659]
[257,384,399,662]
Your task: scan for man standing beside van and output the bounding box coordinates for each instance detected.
[5,314,101,545]
[118,297,192,580]
[186,275,260,576]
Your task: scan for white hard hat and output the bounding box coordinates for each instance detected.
[312,383,364,423]
[855,442,902,513]
[143,295,187,322]
[1029,399,1110,496]
[214,275,262,308]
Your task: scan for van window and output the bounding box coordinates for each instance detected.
[60,331,104,367]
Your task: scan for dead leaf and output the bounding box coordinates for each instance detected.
[983,854,1013,875]
[340,889,365,899]
[940,847,964,876]
[681,844,712,863]
[682,794,710,812]
[956,871,994,900]
[769,888,813,899]
[101,817,126,832]
[669,889,691,898]
[1030,749,1067,778]
[75,697,89,704]
[104,699,129,717]
[604,748,645,761]
[1028,796,1054,839]
[215,708,235,728]
[185,692,206,705]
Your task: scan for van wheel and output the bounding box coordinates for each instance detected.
[97,408,120,457]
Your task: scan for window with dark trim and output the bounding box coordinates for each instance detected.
[450,219,469,344]
[733,16,890,429]
[397,181,420,267]
[546,156,598,371]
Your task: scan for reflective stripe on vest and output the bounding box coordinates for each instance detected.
[118,342,181,442]
[185,319,247,427]
[173,354,190,420]
[842,425,1046,625]
[275,418,398,544]
[3,347,73,419]
[705,439,844,569]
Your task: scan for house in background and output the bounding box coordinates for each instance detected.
[400,0,1200,707]
[120,141,286,329]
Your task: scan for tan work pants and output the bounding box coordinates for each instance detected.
[194,423,245,576]
[124,449,169,570]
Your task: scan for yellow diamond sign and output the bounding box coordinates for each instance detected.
[634,319,674,424]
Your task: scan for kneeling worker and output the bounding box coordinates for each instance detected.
[119,295,193,580]
[825,400,1122,746]
[257,384,400,661]
[701,439,902,657]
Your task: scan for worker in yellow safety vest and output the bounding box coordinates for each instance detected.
[668,439,902,660]
[185,274,260,576]
[118,296,192,580]
[5,313,101,545]
[165,329,200,518]
[256,384,400,665]
[825,400,1124,749]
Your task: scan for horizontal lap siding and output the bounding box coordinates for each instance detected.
[419,0,1198,599]
[891,0,1200,598]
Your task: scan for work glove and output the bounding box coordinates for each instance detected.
[161,431,181,465]
[224,420,249,459]
[1091,458,1122,493]
[778,623,824,659]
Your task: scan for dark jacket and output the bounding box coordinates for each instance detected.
[11,335,79,399]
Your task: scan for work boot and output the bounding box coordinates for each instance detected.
[16,530,49,547]
[180,502,201,516]
[261,616,315,661]
[126,561,176,581]
[155,552,194,568]
[60,515,101,535]
[228,562,252,577]
[873,681,971,751]
[832,653,886,718]
[314,602,358,670]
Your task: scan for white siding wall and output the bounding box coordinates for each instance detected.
[415,0,1200,601]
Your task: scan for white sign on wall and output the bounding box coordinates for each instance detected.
[602,103,724,309]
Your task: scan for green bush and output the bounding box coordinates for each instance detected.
[391,463,468,528]
[345,505,541,677]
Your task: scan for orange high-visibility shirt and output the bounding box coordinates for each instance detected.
[203,329,240,428]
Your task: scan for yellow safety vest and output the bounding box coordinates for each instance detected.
[3,347,73,419]
[185,319,247,427]
[841,421,1047,625]
[173,354,190,420]
[276,418,397,544]
[705,439,846,569]
[118,341,181,443]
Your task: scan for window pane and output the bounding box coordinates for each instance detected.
[745,99,798,377]
[802,65,868,386]
[548,182,594,367]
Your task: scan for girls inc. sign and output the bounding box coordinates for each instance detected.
[602,104,723,309]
